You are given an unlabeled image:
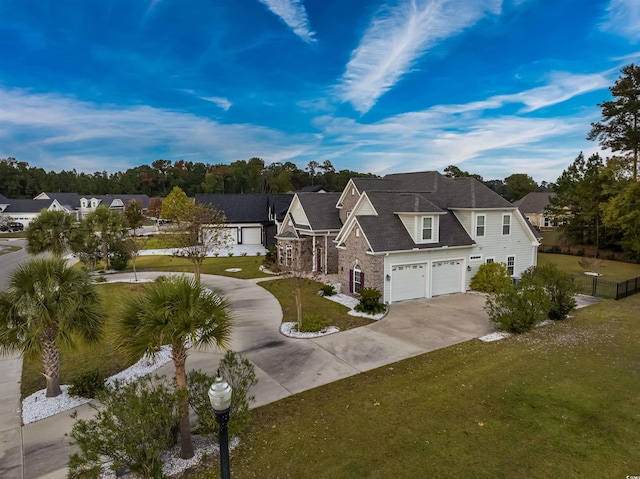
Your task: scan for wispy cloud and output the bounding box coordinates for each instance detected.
[257,0,316,43]
[336,0,503,114]
[600,0,640,42]
[0,87,315,172]
[200,96,232,111]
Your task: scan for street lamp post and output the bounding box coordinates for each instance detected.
[209,372,233,479]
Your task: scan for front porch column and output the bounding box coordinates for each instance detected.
[312,236,317,272]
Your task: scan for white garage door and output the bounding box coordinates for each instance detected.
[391,264,426,302]
[431,260,463,296]
[221,227,238,245]
[241,227,262,245]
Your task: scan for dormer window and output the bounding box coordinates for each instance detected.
[91,199,98,208]
[421,217,433,241]
[81,199,88,208]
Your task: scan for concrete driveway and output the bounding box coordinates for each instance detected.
[16,273,493,479]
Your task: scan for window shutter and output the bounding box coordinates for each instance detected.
[349,269,353,293]
[361,272,365,288]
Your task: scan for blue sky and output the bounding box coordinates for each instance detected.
[0,0,639,183]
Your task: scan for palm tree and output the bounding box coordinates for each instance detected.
[0,258,105,397]
[26,209,76,257]
[116,275,232,459]
[85,205,127,269]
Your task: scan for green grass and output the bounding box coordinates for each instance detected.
[20,282,147,398]
[186,294,640,479]
[134,234,185,249]
[258,277,374,331]
[538,252,640,281]
[0,232,27,239]
[130,254,271,280]
[0,245,21,255]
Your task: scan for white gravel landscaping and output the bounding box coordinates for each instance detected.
[323,293,387,320]
[280,322,339,338]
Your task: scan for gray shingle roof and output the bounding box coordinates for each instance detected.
[195,194,293,223]
[296,193,342,230]
[356,192,474,252]
[513,192,555,214]
[3,199,54,214]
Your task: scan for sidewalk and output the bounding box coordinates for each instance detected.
[0,352,23,479]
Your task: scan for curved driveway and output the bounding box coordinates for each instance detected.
[17,271,493,479]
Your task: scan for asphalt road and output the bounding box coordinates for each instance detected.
[0,238,29,290]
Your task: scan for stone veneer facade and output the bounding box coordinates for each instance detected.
[338,183,361,224]
[337,224,384,297]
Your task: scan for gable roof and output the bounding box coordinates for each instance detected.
[2,198,56,214]
[513,192,556,214]
[36,192,82,209]
[195,194,294,223]
[297,185,328,193]
[296,193,342,230]
[355,192,474,253]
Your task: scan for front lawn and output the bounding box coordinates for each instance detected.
[20,282,146,398]
[258,278,374,331]
[538,252,640,281]
[130,254,271,280]
[186,293,640,479]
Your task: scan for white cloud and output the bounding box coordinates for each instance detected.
[600,0,640,42]
[200,96,232,111]
[0,87,316,172]
[336,0,503,114]
[257,0,316,43]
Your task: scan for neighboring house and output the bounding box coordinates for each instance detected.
[0,197,76,227]
[513,192,557,229]
[296,185,329,193]
[275,193,342,273]
[34,193,150,219]
[195,194,293,248]
[277,171,541,303]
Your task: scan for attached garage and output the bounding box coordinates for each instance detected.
[390,263,427,302]
[431,260,464,296]
[240,227,262,245]
[220,227,238,245]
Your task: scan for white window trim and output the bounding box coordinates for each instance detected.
[502,213,512,236]
[475,214,486,238]
[469,254,483,262]
[506,255,516,276]
[353,265,363,293]
[416,215,437,244]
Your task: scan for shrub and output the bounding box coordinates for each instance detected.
[228,252,234,257]
[68,375,178,479]
[355,287,386,314]
[241,252,248,256]
[298,314,332,333]
[319,284,336,296]
[187,351,258,440]
[519,264,577,320]
[469,262,511,293]
[108,239,132,271]
[68,369,106,399]
[549,245,562,254]
[486,284,551,333]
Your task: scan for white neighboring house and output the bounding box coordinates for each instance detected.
[0,196,75,227]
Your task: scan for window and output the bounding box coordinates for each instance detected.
[421,217,433,241]
[476,214,485,237]
[507,256,515,276]
[502,214,511,235]
[544,217,549,227]
[469,255,482,261]
[80,199,87,208]
[285,246,292,266]
[355,227,360,237]
[353,266,363,293]
[486,258,495,264]
[278,247,284,265]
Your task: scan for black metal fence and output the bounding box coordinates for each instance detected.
[571,274,640,300]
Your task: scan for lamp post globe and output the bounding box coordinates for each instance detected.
[209,374,232,479]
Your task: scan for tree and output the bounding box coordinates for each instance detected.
[85,206,128,270]
[469,262,511,293]
[588,64,640,180]
[306,160,320,185]
[486,283,551,333]
[602,181,640,260]
[147,197,163,221]
[443,165,484,182]
[0,258,105,397]
[547,152,609,250]
[161,186,193,225]
[173,203,228,283]
[124,200,144,236]
[116,276,232,459]
[26,209,76,257]
[519,264,577,320]
[504,173,538,202]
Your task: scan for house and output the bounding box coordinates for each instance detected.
[33,193,150,219]
[0,197,76,227]
[513,192,557,229]
[275,192,342,273]
[195,194,293,248]
[277,171,541,303]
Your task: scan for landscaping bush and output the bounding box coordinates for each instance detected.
[262,245,280,272]
[469,262,511,293]
[486,284,551,333]
[355,287,386,314]
[187,350,258,440]
[68,369,106,399]
[319,284,336,296]
[298,314,332,333]
[68,375,179,479]
[519,264,577,320]
[108,238,132,271]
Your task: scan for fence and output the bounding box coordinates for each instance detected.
[571,274,640,300]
